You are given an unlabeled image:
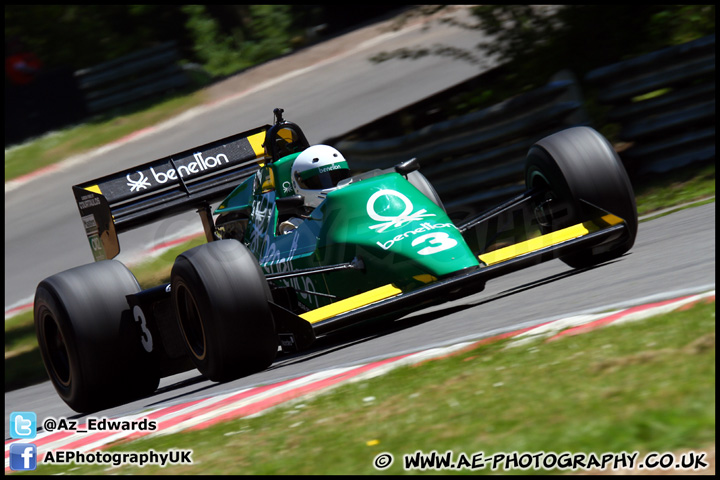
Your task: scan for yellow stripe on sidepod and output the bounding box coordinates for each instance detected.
[300,284,402,324]
[478,214,624,266]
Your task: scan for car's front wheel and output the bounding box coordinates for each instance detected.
[525,126,638,269]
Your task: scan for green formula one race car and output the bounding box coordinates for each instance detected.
[34,108,638,412]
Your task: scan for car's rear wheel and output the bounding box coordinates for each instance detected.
[171,240,277,382]
[525,126,638,269]
[34,260,160,413]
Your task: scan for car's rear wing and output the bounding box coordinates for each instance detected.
[73,125,270,261]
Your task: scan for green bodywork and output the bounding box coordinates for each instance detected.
[216,154,479,313]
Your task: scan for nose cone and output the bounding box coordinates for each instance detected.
[319,173,479,285]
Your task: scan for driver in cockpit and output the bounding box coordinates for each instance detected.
[278,144,351,234]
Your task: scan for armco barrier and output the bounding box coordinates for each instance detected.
[585,34,715,176]
[335,70,589,215]
[331,36,715,214]
[74,42,190,114]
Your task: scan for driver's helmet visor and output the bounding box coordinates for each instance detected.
[297,163,350,190]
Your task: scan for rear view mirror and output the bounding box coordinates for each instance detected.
[395,157,420,175]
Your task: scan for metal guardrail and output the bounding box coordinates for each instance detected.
[74,42,190,114]
[585,34,715,176]
[332,36,715,214]
[335,70,589,214]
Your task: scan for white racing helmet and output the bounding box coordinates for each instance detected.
[291,145,351,209]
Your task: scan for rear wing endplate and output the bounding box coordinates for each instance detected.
[73,125,269,261]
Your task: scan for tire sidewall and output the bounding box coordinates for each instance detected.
[171,240,277,382]
[525,127,638,267]
[525,148,579,231]
[34,260,159,412]
[35,284,85,408]
[531,127,637,233]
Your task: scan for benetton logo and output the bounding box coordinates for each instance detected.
[126,152,230,192]
[366,189,435,233]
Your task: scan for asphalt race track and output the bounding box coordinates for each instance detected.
[4,202,716,439]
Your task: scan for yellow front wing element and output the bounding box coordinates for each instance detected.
[478,214,624,266]
[300,284,402,324]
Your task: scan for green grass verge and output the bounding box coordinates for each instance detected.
[4,92,208,182]
[4,311,46,392]
[633,162,715,218]
[20,298,715,475]
[129,235,207,290]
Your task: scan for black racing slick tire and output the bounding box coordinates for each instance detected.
[171,240,277,382]
[34,260,160,413]
[525,126,638,269]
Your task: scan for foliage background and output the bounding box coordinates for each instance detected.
[4,5,714,146]
[4,5,401,77]
[469,5,715,85]
[6,5,715,81]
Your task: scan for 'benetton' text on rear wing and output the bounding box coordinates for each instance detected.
[73,125,269,261]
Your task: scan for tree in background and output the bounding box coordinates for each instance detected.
[4,5,186,72]
[182,5,294,77]
[5,5,402,79]
[469,4,716,85]
[375,5,715,92]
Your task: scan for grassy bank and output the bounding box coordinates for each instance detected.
[22,297,716,475]
[4,92,208,182]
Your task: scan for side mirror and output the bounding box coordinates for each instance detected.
[395,157,420,175]
[276,195,305,216]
